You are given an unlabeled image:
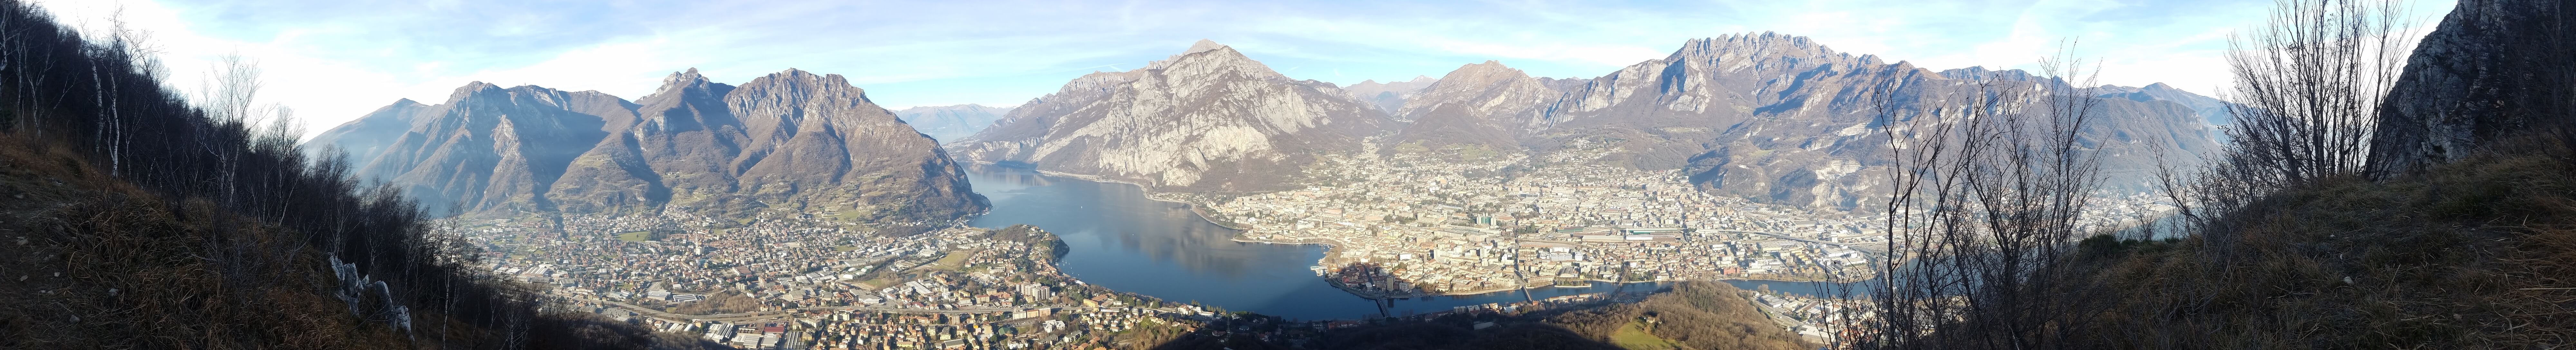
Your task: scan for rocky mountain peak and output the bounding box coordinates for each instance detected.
[1434,60,1531,88]
[742,69,837,89]
[957,39,1387,193]
[1667,32,1863,72]
[1676,32,1833,57]
[725,69,882,124]
[649,68,724,97]
[1382,60,1558,159]
[444,81,506,103]
[1143,40,1274,78]
[1184,39,1226,54]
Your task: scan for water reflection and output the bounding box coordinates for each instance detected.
[963,164,1871,320]
[967,165,1333,314]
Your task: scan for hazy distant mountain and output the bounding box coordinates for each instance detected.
[2097,82,2234,143]
[2097,82,2231,126]
[1383,61,1564,160]
[1344,76,1438,115]
[303,98,436,168]
[895,104,1013,142]
[308,68,985,223]
[954,40,1390,193]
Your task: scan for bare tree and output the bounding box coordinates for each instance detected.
[1858,44,2112,350]
[200,53,260,124]
[1849,1,2428,348]
[2220,0,2414,187]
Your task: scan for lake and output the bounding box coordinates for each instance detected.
[963,164,1866,320]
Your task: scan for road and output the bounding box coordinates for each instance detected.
[1706,229,1890,257]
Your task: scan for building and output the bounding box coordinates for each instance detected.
[1020,284,1053,299]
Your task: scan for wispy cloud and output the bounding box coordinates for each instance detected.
[36,0,2458,139]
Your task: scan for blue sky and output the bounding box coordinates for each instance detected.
[34,0,2456,138]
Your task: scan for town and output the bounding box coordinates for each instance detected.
[1199,139,2183,299]
[1202,140,1894,298]
[437,138,2184,348]
[450,213,1247,349]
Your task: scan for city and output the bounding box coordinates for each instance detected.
[429,135,2192,348]
[1205,140,1897,297]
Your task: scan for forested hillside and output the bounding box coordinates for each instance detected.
[0,2,713,348]
[1241,282,1810,350]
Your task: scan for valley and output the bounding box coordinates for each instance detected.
[11,0,2570,347]
[377,34,2211,349]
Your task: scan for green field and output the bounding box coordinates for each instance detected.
[825,209,871,221]
[1609,321,1682,350]
[921,251,972,271]
[614,231,653,242]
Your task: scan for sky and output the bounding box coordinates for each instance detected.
[31,0,2458,139]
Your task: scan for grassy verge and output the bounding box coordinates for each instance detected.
[0,136,419,349]
[1609,321,1682,350]
[2034,152,2576,347]
[921,251,972,271]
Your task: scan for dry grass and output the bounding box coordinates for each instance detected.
[670,292,767,315]
[1548,282,1814,350]
[0,137,426,349]
[2045,150,2576,348]
[0,135,722,350]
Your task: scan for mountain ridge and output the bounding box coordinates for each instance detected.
[952,40,1391,194]
[308,68,986,224]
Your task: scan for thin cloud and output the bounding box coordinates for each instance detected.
[38,0,2459,137]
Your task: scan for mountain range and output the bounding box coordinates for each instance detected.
[320,34,2227,214]
[305,69,986,224]
[960,35,2222,208]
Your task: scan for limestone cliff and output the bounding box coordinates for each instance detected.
[313,69,986,223]
[955,40,1390,193]
[2367,0,2575,176]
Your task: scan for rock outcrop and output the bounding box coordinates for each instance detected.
[2367,0,2575,176]
[311,69,986,223]
[954,40,1390,193]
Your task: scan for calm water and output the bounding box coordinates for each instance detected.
[963,164,1863,320]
